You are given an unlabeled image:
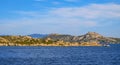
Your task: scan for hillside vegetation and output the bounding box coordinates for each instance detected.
[0,32,120,46]
[45,32,119,43]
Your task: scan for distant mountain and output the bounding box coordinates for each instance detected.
[45,32,120,44]
[28,34,48,38]
[0,35,9,36]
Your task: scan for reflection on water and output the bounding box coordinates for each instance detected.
[0,44,120,65]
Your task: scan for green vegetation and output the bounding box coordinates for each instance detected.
[45,32,120,44]
[0,32,120,46]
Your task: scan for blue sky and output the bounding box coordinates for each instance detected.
[0,0,120,37]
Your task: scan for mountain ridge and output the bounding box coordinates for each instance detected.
[45,32,119,44]
[0,32,120,46]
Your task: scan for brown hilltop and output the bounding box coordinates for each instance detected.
[85,32,103,38]
[45,32,118,43]
[0,32,120,46]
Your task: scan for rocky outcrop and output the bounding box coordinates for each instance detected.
[0,32,119,46]
[45,32,119,44]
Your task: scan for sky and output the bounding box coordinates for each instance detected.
[0,0,120,37]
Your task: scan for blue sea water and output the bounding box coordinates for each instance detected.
[0,44,120,65]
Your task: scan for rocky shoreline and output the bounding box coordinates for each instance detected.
[0,41,102,46]
[0,32,119,46]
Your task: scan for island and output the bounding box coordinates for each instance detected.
[0,32,120,46]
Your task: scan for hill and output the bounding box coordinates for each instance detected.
[0,32,120,46]
[45,32,120,44]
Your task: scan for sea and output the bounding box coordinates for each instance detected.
[0,44,120,65]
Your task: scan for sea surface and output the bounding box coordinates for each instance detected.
[0,44,120,65]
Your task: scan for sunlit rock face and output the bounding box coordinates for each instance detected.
[85,32,103,38]
[46,32,118,43]
[0,32,119,46]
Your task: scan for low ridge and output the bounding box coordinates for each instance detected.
[0,32,120,46]
[45,32,118,43]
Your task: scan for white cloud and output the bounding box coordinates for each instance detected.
[83,21,97,27]
[13,3,120,28]
[50,3,120,19]
[4,3,119,35]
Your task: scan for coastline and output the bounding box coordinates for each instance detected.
[0,42,102,46]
